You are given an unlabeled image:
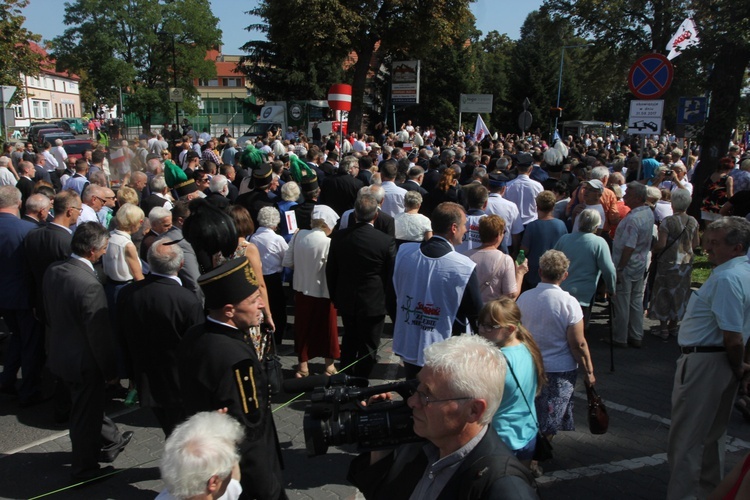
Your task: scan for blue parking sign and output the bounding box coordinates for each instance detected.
[677,97,707,125]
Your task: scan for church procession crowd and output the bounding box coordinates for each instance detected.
[2,120,750,500]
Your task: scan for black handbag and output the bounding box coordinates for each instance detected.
[505,357,553,462]
[586,384,609,435]
[262,324,283,395]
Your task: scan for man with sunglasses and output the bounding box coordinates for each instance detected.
[348,335,537,499]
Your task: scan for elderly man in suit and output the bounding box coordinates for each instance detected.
[22,193,50,227]
[319,155,364,216]
[118,239,203,436]
[327,192,397,378]
[0,186,44,406]
[44,222,133,483]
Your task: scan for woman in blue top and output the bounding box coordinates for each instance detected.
[478,298,546,467]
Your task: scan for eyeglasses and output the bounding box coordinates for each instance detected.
[70,206,83,212]
[413,389,472,406]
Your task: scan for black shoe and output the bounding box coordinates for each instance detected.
[627,338,642,348]
[19,392,51,407]
[70,465,115,485]
[99,431,133,463]
[0,383,18,396]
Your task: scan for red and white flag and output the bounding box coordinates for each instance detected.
[475,114,491,142]
[666,18,700,60]
[110,148,126,164]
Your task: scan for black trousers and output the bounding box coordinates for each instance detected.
[265,272,287,343]
[340,314,385,378]
[0,308,45,402]
[66,371,122,476]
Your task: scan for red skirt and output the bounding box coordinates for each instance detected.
[294,292,340,361]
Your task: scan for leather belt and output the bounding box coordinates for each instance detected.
[680,346,726,354]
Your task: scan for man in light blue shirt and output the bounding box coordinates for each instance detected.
[667,217,750,500]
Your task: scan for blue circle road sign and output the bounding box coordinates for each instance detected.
[628,53,674,99]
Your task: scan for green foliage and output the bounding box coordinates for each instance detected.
[52,0,221,130]
[241,0,476,132]
[0,0,43,102]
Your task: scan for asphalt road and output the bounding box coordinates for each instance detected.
[2,305,750,499]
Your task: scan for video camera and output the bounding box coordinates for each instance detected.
[283,374,423,456]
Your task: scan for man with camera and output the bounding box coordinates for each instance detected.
[347,335,538,499]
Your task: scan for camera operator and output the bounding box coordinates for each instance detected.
[347,335,538,499]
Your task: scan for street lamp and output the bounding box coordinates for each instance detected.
[552,43,595,142]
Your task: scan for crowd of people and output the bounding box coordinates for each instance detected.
[1,120,750,499]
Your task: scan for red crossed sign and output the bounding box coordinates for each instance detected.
[628,53,674,100]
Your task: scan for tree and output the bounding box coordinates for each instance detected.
[685,0,750,215]
[51,0,221,131]
[505,10,591,137]
[0,0,43,102]
[476,31,515,132]
[241,0,475,133]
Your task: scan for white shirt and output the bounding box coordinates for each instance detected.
[0,167,15,186]
[42,150,59,171]
[52,145,68,167]
[380,181,407,217]
[485,193,524,248]
[250,227,289,275]
[503,174,543,225]
[517,282,583,373]
[76,203,100,227]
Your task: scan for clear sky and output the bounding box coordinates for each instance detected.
[22,0,543,54]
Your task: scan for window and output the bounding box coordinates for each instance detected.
[12,105,24,119]
[222,78,242,87]
[31,100,51,119]
[198,78,219,87]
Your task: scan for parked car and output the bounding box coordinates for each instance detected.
[35,128,67,147]
[41,132,76,146]
[60,118,86,135]
[62,139,94,160]
[27,124,60,144]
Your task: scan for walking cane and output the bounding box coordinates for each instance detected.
[609,299,615,372]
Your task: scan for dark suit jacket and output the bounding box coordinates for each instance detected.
[23,223,72,321]
[140,193,169,217]
[319,172,364,216]
[348,427,537,500]
[0,213,36,310]
[327,222,397,318]
[356,168,373,186]
[44,258,117,382]
[117,274,203,407]
[161,226,204,302]
[399,179,428,196]
[21,214,45,227]
[347,209,395,237]
[16,177,34,211]
[422,168,441,193]
[205,191,231,210]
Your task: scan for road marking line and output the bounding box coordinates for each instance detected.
[535,392,750,483]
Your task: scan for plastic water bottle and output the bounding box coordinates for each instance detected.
[516,250,526,266]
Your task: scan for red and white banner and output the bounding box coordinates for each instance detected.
[110,148,126,164]
[328,84,352,111]
[666,18,700,60]
[475,114,491,142]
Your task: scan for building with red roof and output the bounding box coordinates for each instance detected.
[11,42,82,129]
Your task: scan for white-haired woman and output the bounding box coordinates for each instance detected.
[282,217,339,377]
[647,189,699,339]
[517,250,595,441]
[251,206,289,345]
[277,181,300,242]
[554,208,616,329]
[394,190,432,244]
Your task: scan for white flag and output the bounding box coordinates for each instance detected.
[666,18,700,60]
[475,114,491,142]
